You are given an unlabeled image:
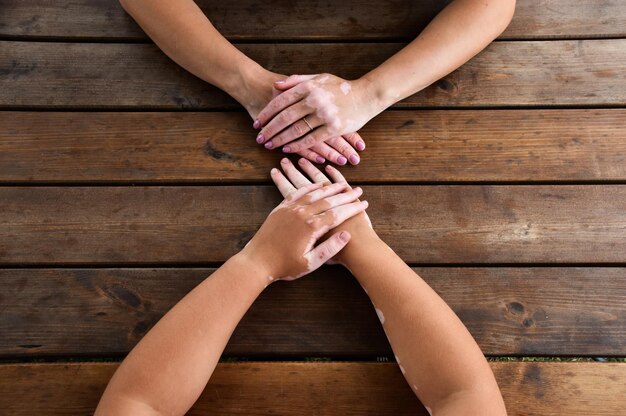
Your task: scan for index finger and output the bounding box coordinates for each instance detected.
[256,83,310,128]
[297,158,333,184]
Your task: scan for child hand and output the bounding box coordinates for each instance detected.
[254,73,376,157]
[242,172,368,281]
[270,158,379,265]
[246,71,366,165]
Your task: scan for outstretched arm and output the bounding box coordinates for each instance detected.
[272,158,507,416]
[95,179,368,415]
[119,0,365,165]
[255,0,516,153]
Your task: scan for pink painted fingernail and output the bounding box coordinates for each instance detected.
[339,231,350,242]
[337,156,348,165]
[253,119,260,129]
[282,146,291,153]
[264,141,273,149]
[256,134,265,144]
[356,140,366,151]
[315,156,325,164]
[349,154,360,165]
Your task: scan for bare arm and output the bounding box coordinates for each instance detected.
[271,158,507,416]
[255,0,516,154]
[118,0,365,165]
[95,178,368,415]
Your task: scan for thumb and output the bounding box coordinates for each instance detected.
[274,74,316,90]
[305,231,351,270]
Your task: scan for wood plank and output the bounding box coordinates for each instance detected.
[0,0,624,40]
[1,109,625,183]
[0,362,624,415]
[1,185,624,264]
[1,40,624,109]
[1,267,624,357]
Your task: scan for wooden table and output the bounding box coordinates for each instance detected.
[1,1,625,414]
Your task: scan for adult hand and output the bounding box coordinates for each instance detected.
[254,73,376,157]
[270,158,378,265]
[242,174,368,281]
[247,71,366,165]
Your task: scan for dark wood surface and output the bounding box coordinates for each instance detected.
[1,0,625,413]
[1,267,625,357]
[1,0,625,40]
[2,40,625,109]
[1,362,625,415]
[1,185,625,264]
[1,109,625,183]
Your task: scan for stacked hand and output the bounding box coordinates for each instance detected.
[242,161,369,280]
[247,73,374,166]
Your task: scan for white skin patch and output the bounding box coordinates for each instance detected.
[267,276,274,281]
[375,308,385,324]
[425,406,432,415]
[340,81,351,95]
[394,355,400,363]
[412,384,418,392]
[399,365,406,375]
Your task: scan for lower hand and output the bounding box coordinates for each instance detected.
[244,70,366,166]
[242,173,368,281]
[254,73,376,157]
[270,158,379,266]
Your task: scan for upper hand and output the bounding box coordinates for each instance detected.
[254,73,373,159]
[242,174,368,281]
[270,158,378,265]
[246,72,366,166]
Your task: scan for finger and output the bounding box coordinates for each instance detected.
[286,181,323,202]
[274,74,317,91]
[255,83,310,128]
[297,158,333,184]
[282,126,330,153]
[279,158,312,188]
[270,167,296,198]
[343,132,366,152]
[297,148,326,165]
[326,136,357,165]
[310,141,347,166]
[324,164,349,185]
[265,115,323,150]
[305,182,350,205]
[305,231,351,271]
[324,200,369,228]
[257,101,310,145]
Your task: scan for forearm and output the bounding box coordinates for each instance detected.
[343,236,505,414]
[359,0,516,111]
[96,252,269,416]
[119,0,279,109]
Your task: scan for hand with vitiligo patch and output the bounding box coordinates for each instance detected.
[242,171,368,281]
[254,74,377,161]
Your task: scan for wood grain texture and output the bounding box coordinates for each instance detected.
[1,185,625,265]
[0,0,624,40]
[1,109,625,183]
[1,362,625,415]
[1,267,624,357]
[1,40,624,109]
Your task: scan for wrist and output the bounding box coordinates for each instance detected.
[335,229,384,269]
[354,75,392,118]
[228,64,283,119]
[230,249,276,289]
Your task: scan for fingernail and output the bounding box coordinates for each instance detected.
[339,231,350,242]
[315,156,325,164]
[282,146,291,153]
[362,200,369,208]
[253,119,261,129]
[275,80,286,84]
[264,141,273,149]
[281,158,289,164]
[349,154,360,165]
[270,168,278,175]
[356,140,366,151]
[256,134,265,144]
[355,187,362,194]
[337,156,347,165]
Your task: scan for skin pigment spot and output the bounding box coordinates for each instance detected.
[267,276,274,281]
[375,308,385,324]
[394,355,400,363]
[340,81,351,95]
[425,406,433,415]
[399,365,406,375]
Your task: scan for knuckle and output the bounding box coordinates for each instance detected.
[304,136,316,147]
[279,110,291,124]
[292,122,304,136]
